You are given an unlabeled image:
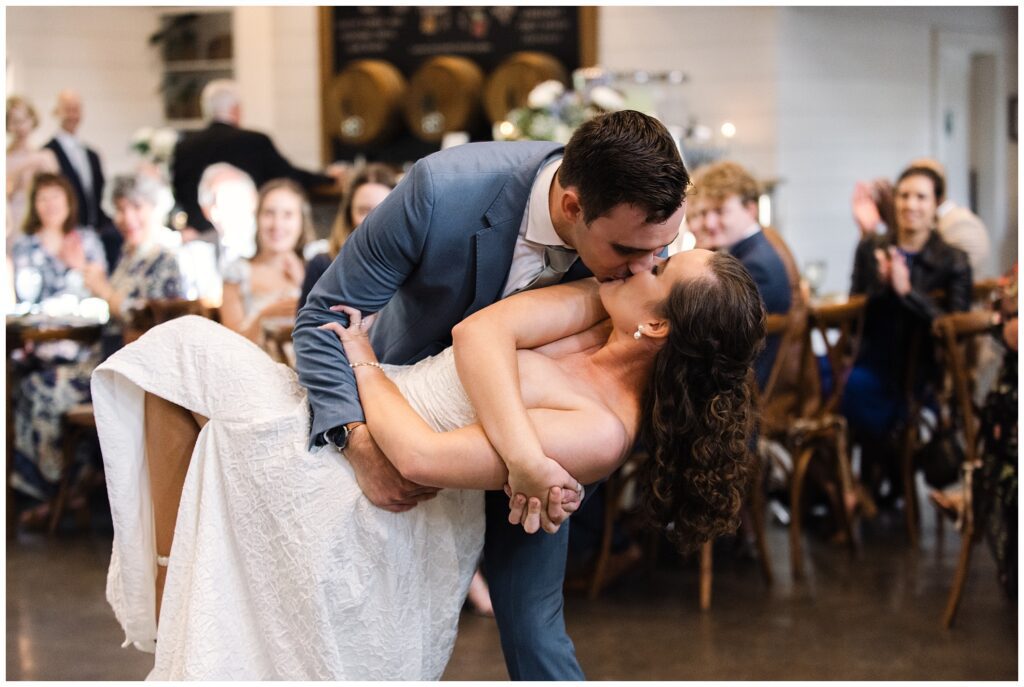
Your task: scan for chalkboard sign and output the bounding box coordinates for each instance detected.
[318,6,597,165]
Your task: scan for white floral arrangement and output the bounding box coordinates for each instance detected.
[130,126,179,164]
[493,80,626,144]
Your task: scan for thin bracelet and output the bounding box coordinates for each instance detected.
[350,361,385,371]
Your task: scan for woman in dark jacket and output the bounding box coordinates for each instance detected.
[841,164,973,500]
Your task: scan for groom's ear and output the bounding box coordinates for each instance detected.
[560,188,584,224]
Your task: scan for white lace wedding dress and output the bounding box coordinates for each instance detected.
[92,316,485,680]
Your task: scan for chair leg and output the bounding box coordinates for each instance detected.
[833,422,858,550]
[790,446,815,580]
[48,427,80,536]
[699,540,713,611]
[942,522,975,628]
[749,458,773,585]
[902,425,919,547]
[587,479,621,600]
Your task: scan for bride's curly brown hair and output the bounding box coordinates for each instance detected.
[637,251,766,553]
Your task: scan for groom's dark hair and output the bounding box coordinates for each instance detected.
[558,110,688,225]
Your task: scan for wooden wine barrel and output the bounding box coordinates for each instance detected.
[483,52,569,123]
[326,60,407,147]
[403,55,484,143]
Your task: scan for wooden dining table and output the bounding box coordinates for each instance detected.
[6,314,105,539]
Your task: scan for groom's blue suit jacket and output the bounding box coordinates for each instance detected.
[293,141,593,447]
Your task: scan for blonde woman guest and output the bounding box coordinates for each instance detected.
[82,174,184,352]
[298,164,397,307]
[6,96,59,252]
[220,178,312,343]
[10,173,107,515]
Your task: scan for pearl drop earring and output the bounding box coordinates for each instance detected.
[634,324,644,341]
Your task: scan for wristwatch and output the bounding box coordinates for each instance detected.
[325,421,365,451]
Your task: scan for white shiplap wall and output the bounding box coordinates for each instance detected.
[774,8,935,295]
[598,6,781,178]
[6,6,163,189]
[267,6,323,172]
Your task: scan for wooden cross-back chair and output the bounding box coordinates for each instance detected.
[930,311,993,628]
[809,295,867,415]
[125,298,218,344]
[901,283,991,545]
[971,278,1001,308]
[759,296,866,579]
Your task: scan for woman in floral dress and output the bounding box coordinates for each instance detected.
[83,174,184,355]
[10,173,107,508]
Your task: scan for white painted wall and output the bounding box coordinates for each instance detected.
[6,6,163,183]
[266,6,322,171]
[597,6,781,178]
[775,8,935,294]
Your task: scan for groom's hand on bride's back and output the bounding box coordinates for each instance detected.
[345,424,440,512]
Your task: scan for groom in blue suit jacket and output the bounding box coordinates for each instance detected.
[294,111,688,680]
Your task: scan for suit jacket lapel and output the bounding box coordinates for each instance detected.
[464,146,562,319]
[46,139,89,223]
[465,219,519,318]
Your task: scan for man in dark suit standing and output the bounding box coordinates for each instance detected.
[171,79,344,236]
[45,89,121,268]
[692,160,791,388]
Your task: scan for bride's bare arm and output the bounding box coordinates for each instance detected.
[450,279,607,528]
[320,306,629,491]
[338,344,628,490]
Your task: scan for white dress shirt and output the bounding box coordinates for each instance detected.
[501,158,577,297]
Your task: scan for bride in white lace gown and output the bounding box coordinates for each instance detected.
[93,249,765,680]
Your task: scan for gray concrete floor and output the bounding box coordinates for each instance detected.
[5,506,1018,681]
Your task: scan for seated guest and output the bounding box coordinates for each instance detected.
[853,159,989,276]
[9,173,107,513]
[841,164,972,502]
[172,79,344,235]
[81,174,184,354]
[6,95,59,253]
[173,162,257,306]
[690,160,791,388]
[10,172,106,301]
[197,162,259,265]
[668,166,713,254]
[910,157,991,276]
[220,178,312,344]
[299,163,397,307]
